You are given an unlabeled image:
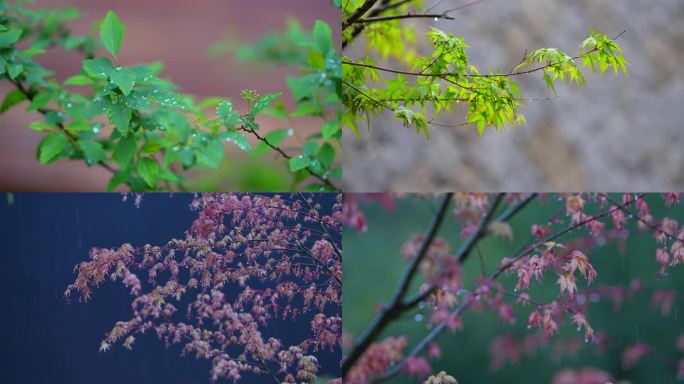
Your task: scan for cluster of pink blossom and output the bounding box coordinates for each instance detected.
[66,193,342,383]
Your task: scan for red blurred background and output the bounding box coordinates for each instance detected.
[0,0,340,191]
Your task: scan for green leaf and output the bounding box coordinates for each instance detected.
[37,133,68,164]
[0,29,22,48]
[216,101,240,128]
[302,140,318,156]
[265,129,290,146]
[28,121,54,132]
[27,92,53,112]
[7,62,23,79]
[318,142,335,168]
[136,157,159,188]
[106,170,131,192]
[79,139,105,164]
[82,57,115,79]
[321,120,339,140]
[251,93,282,115]
[113,136,136,168]
[110,66,136,95]
[21,47,45,57]
[1,89,27,114]
[64,74,94,86]
[99,11,126,57]
[313,20,333,55]
[221,132,251,151]
[141,140,163,154]
[196,139,224,168]
[107,102,132,135]
[286,74,319,101]
[66,120,93,132]
[288,155,311,172]
[87,96,110,118]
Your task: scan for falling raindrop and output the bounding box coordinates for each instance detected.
[414,313,424,322]
[287,128,294,136]
[434,17,439,21]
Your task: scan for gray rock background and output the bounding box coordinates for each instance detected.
[343,0,684,192]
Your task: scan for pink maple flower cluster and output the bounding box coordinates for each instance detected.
[343,193,684,383]
[65,193,342,383]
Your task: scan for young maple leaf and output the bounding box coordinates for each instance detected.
[564,250,597,284]
[99,340,111,353]
[557,272,577,296]
[571,312,595,342]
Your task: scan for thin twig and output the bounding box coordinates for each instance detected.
[238,127,339,190]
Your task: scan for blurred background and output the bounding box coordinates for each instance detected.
[344,194,684,383]
[0,0,340,191]
[0,193,340,383]
[343,0,684,191]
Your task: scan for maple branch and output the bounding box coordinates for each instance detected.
[602,194,684,244]
[374,194,646,382]
[343,0,381,29]
[352,12,455,24]
[343,30,624,79]
[341,193,453,376]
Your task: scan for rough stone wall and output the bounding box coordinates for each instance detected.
[343,0,684,191]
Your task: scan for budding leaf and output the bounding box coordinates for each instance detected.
[99,11,125,57]
[251,93,281,115]
[216,101,240,128]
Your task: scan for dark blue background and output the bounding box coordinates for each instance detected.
[0,193,340,383]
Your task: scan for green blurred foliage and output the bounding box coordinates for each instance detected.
[344,194,684,383]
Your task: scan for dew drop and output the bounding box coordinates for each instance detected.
[414,313,424,322]
[434,17,439,21]
[287,128,294,136]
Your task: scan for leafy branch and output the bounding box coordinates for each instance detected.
[1,3,341,191]
[342,0,628,137]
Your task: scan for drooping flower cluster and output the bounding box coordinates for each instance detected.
[66,193,342,383]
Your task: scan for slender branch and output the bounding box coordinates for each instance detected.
[341,193,453,376]
[342,30,625,79]
[343,0,380,29]
[353,12,454,24]
[237,127,338,190]
[455,193,504,263]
